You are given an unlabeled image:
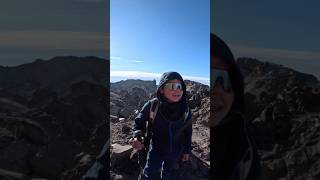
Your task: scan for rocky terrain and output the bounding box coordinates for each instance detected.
[110,79,210,180]
[1,56,320,179]
[110,57,320,180]
[237,57,320,180]
[0,56,109,179]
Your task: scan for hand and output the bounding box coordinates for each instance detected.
[129,138,144,150]
[181,154,190,162]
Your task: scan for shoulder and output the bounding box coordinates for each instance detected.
[141,100,151,108]
[139,100,153,113]
[186,106,192,119]
[149,98,159,107]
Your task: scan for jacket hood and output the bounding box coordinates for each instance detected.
[156,71,187,102]
[211,33,245,114]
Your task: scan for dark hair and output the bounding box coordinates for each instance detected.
[211,33,245,113]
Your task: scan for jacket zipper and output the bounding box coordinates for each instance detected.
[169,122,172,153]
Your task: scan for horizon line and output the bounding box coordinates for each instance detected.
[110,70,210,86]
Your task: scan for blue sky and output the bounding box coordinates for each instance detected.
[110,0,210,85]
[0,0,108,66]
[212,0,320,79]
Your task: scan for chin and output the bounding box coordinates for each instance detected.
[210,115,224,127]
[170,97,181,102]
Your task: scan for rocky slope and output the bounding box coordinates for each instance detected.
[237,57,320,180]
[110,57,320,180]
[0,56,108,97]
[0,57,109,179]
[110,79,210,179]
[1,56,319,179]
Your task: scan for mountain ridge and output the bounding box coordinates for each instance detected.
[0,56,109,97]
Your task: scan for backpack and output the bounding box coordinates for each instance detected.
[137,98,192,179]
[148,98,190,124]
[138,98,191,164]
[144,98,190,149]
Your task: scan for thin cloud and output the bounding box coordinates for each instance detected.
[230,44,320,61]
[110,57,143,63]
[133,60,144,63]
[0,30,108,51]
[110,71,162,78]
[229,43,320,79]
[183,75,210,85]
[110,70,209,85]
[110,56,121,60]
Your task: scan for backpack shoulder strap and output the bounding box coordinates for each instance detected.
[183,105,190,123]
[149,98,159,124]
[144,98,159,149]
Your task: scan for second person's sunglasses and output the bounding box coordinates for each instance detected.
[211,68,232,92]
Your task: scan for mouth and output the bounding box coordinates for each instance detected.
[172,94,181,98]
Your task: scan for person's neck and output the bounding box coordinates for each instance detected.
[165,98,181,104]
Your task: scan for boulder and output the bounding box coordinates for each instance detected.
[0,140,36,174]
[110,143,133,169]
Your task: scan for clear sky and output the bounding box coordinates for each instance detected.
[110,0,210,85]
[212,0,320,79]
[0,0,108,66]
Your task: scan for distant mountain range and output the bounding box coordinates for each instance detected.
[236,57,320,180]
[0,56,109,96]
[0,56,110,179]
[110,79,157,96]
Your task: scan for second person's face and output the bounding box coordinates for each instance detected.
[210,56,234,127]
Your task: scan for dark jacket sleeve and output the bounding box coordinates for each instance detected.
[182,111,192,154]
[246,126,262,180]
[133,101,150,137]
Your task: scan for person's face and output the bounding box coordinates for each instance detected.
[210,56,234,127]
[160,79,184,103]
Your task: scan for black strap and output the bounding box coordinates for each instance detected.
[150,98,158,112]
[144,99,158,150]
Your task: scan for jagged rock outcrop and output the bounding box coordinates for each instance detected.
[0,56,108,97]
[185,80,209,109]
[110,80,157,120]
[110,79,210,179]
[0,57,109,180]
[2,55,320,179]
[237,57,320,180]
[110,79,157,96]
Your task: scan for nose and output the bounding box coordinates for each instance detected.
[212,83,224,94]
[211,85,222,104]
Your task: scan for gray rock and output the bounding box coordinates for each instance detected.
[110,144,133,169]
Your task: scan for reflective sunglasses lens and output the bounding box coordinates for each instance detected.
[165,83,182,90]
[175,83,182,90]
[211,69,232,92]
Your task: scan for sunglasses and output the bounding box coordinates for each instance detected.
[163,82,183,91]
[211,68,232,92]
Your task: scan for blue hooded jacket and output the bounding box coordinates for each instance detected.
[133,72,192,155]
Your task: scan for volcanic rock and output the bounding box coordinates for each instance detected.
[238,57,320,180]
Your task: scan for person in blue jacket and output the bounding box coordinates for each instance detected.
[131,71,192,180]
